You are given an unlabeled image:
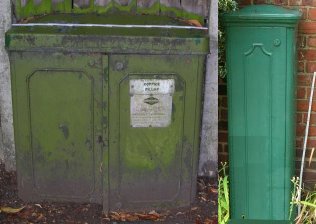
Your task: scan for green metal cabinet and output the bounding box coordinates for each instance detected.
[222,5,301,221]
[6,14,209,212]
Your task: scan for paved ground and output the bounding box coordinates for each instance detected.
[0,163,217,224]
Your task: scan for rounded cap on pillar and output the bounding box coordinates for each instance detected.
[222,4,301,26]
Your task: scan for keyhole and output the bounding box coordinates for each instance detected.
[97,136,103,143]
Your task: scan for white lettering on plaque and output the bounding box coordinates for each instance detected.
[130,79,175,128]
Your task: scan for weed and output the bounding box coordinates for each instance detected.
[290,177,316,224]
[218,162,229,224]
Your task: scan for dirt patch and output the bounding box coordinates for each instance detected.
[0,163,217,223]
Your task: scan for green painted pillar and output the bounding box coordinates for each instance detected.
[222,5,301,222]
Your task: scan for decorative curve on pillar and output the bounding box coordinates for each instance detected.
[244,43,272,57]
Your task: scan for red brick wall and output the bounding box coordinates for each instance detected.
[219,0,316,186]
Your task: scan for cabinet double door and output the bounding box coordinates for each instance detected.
[12,52,203,211]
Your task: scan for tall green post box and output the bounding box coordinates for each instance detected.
[5,14,209,212]
[222,5,301,221]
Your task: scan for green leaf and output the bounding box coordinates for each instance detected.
[299,201,316,208]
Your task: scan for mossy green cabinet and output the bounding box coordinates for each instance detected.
[223,5,301,221]
[10,52,105,203]
[6,15,208,212]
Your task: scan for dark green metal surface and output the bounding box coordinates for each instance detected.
[6,15,208,212]
[223,5,300,221]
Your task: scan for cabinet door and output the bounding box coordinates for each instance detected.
[108,54,204,211]
[11,52,106,203]
[227,27,290,220]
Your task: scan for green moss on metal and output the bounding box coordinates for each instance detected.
[159,4,204,24]
[72,0,94,14]
[14,0,22,20]
[36,0,52,14]
[20,0,52,18]
[90,0,94,9]
[122,129,179,170]
[19,0,35,18]
[72,0,137,14]
[53,0,72,13]
[112,0,137,13]
[16,0,206,25]
[26,13,200,27]
[72,7,94,14]
[93,4,114,14]
[53,2,65,12]
[136,1,160,15]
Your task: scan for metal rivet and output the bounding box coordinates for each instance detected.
[273,39,281,47]
[115,62,124,71]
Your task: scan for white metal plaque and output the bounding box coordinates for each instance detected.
[130,79,175,128]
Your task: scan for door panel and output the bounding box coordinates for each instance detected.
[29,70,94,198]
[108,54,203,210]
[11,52,105,203]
